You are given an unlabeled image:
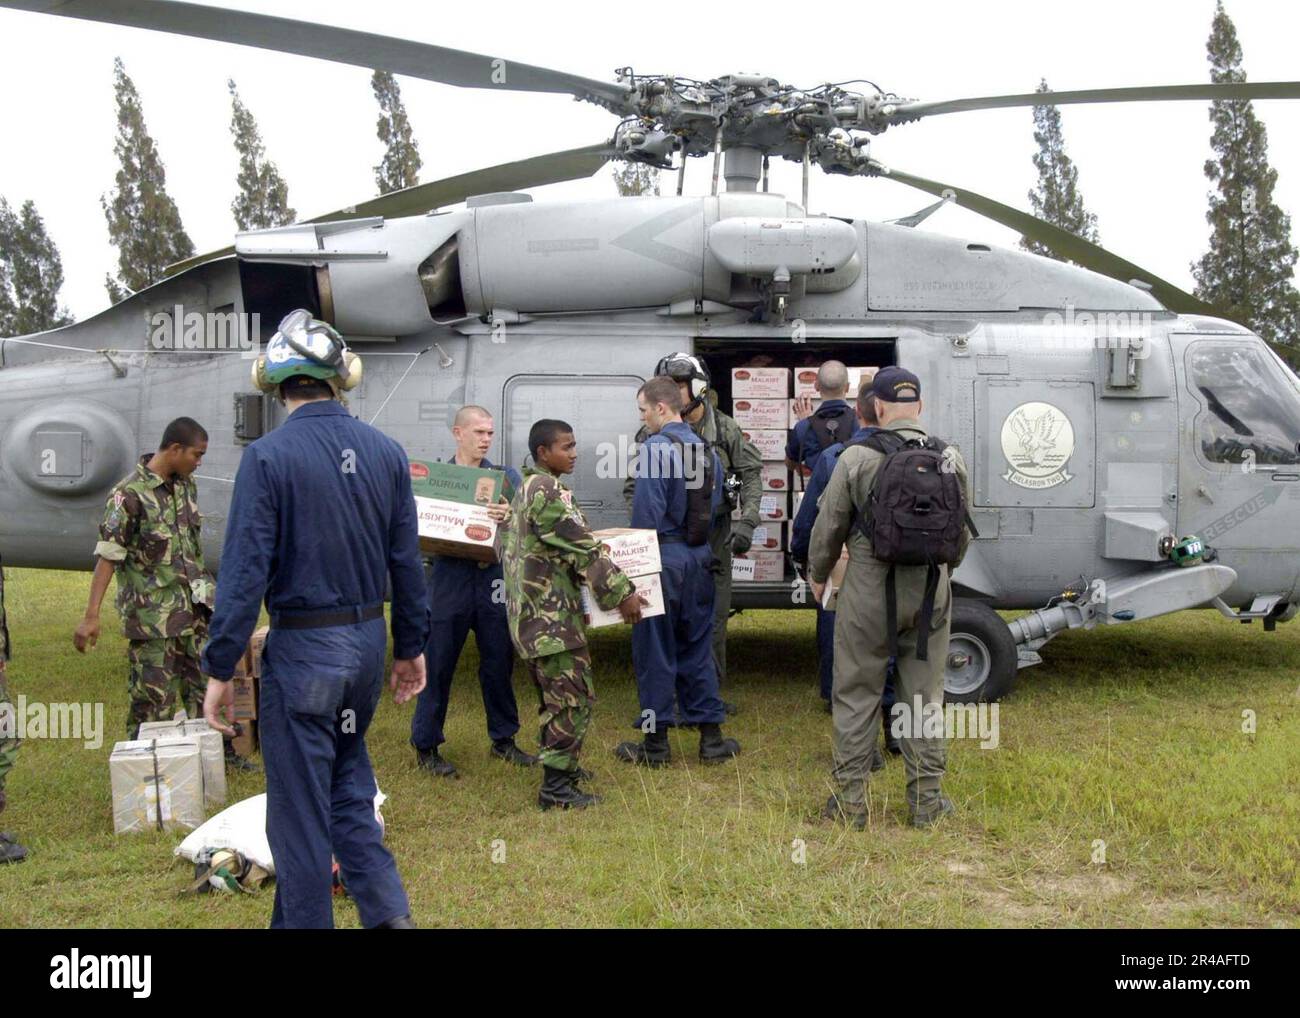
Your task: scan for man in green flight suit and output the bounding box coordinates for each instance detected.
[503,418,643,810]
[0,554,27,864]
[73,418,218,740]
[807,368,972,829]
[624,354,762,702]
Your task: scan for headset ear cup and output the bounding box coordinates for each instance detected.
[251,356,275,393]
[337,350,363,391]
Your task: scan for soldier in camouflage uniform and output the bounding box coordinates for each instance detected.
[624,354,762,701]
[503,419,642,810]
[74,418,216,739]
[0,554,28,863]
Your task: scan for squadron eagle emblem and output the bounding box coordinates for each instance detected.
[1000,401,1076,489]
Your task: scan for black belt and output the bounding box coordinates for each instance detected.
[271,604,384,630]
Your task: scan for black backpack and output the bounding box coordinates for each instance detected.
[663,431,714,547]
[808,403,857,451]
[852,430,977,661]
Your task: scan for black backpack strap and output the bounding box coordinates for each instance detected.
[914,564,942,663]
[885,565,899,661]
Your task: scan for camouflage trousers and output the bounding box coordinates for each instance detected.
[525,647,594,772]
[126,634,206,740]
[0,667,17,802]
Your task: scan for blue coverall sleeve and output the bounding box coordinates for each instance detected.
[387,446,430,660]
[630,437,673,531]
[784,421,804,463]
[202,449,278,680]
[790,451,833,564]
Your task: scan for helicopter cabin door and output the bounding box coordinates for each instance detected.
[1171,335,1300,598]
[501,373,646,531]
[974,378,1097,509]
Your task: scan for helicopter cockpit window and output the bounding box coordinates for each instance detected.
[1189,342,1300,468]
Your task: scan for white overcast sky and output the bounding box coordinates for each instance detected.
[0,0,1296,320]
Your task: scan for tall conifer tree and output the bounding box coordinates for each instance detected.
[0,197,74,335]
[229,80,295,231]
[1021,79,1100,261]
[372,70,422,195]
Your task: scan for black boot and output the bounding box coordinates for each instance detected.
[0,830,28,865]
[538,766,600,810]
[371,913,417,928]
[224,740,261,774]
[414,746,458,778]
[613,729,671,767]
[491,738,539,767]
[698,722,740,764]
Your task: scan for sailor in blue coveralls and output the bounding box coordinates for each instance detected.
[202,310,430,929]
[614,376,742,767]
[786,360,859,477]
[790,381,898,757]
[411,405,533,779]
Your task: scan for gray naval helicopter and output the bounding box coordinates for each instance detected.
[3,1,1300,702]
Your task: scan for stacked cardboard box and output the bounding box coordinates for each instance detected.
[731,367,791,583]
[136,719,227,808]
[410,459,512,563]
[230,625,267,757]
[581,528,666,627]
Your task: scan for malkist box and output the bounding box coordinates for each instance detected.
[731,398,789,430]
[761,463,790,491]
[592,528,661,578]
[793,367,821,398]
[741,429,787,460]
[751,524,783,552]
[846,366,878,397]
[415,496,503,562]
[109,737,206,835]
[732,552,784,583]
[582,572,666,628]
[409,459,510,506]
[731,367,790,399]
[734,491,788,523]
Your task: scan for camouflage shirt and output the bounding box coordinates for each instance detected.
[95,455,216,641]
[502,467,635,659]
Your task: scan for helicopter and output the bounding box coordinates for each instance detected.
[2,0,1300,703]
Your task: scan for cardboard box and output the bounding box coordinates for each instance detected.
[231,720,257,758]
[248,625,268,677]
[110,737,206,835]
[793,367,821,397]
[732,491,788,523]
[846,366,878,397]
[136,720,227,808]
[592,528,661,577]
[731,366,790,399]
[751,524,783,552]
[581,572,666,628]
[731,398,789,430]
[415,495,503,562]
[231,673,257,721]
[741,430,787,460]
[761,463,790,491]
[732,552,785,582]
[822,552,850,610]
[409,459,509,506]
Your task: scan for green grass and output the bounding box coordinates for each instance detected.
[1,565,1298,928]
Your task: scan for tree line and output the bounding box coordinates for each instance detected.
[1,0,1296,361]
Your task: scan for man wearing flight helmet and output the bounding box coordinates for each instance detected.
[624,353,762,701]
[201,310,430,928]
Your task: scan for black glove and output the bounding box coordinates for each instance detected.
[730,526,753,556]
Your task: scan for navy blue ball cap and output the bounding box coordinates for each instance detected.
[870,366,921,403]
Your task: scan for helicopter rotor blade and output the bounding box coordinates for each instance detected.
[165,141,616,276]
[870,162,1218,316]
[890,81,1300,123]
[0,0,631,110]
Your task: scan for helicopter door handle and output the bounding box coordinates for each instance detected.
[577,499,603,508]
[1272,473,1300,482]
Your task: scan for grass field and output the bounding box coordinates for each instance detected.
[1,565,1298,928]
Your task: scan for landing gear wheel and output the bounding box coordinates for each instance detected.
[943,599,1018,704]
